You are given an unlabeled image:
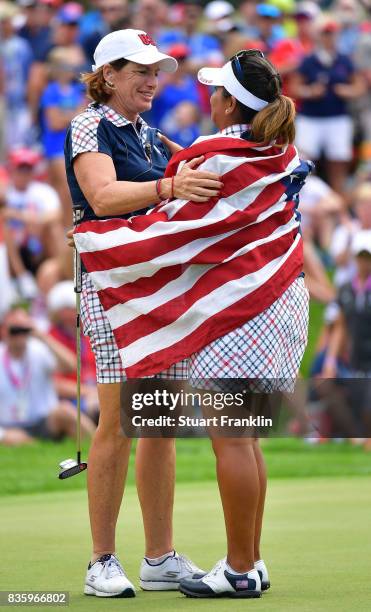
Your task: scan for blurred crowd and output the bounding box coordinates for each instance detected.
[0,0,371,446]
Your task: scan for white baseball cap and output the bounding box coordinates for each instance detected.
[204,1,234,20]
[92,29,178,73]
[47,281,76,312]
[351,230,371,256]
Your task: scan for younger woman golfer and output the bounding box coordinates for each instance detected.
[176,49,310,599]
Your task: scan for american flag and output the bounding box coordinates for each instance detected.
[74,135,312,378]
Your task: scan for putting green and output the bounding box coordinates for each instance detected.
[1,478,370,611]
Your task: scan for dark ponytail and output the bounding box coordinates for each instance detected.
[223,52,296,144]
[250,94,296,144]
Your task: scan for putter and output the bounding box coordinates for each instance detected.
[59,207,88,480]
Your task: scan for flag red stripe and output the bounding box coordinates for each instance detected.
[98,264,186,310]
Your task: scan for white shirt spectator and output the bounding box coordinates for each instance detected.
[299,175,332,234]
[329,219,359,287]
[6,180,61,245]
[0,338,58,427]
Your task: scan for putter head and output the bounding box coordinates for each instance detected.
[58,458,87,479]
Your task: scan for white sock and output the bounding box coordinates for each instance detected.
[145,550,175,565]
[225,561,251,575]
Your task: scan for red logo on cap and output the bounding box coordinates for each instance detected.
[138,33,156,46]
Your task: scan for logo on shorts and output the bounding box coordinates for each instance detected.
[138,33,156,46]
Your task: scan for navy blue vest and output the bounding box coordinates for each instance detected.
[65,112,171,222]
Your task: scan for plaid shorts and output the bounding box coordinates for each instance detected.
[189,277,309,390]
[80,274,189,383]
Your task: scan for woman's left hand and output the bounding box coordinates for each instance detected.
[158,133,184,155]
[66,228,75,248]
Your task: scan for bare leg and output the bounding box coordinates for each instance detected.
[252,439,267,561]
[326,160,349,198]
[136,438,175,557]
[212,437,259,573]
[47,401,96,439]
[87,383,132,561]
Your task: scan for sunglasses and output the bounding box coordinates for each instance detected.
[8,326,32,336]
[230,49,265,81]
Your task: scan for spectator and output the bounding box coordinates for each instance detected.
[329,181,371,287]
[0,2,34,148]
[81,0,130,65]
[0,176,16,316]
[268,1,319,93]
[0,307,96,446]
[132,0,168,39]
[254,3,285,51]
[47,281,99,421]
[238,0,260,39]
[353,27,371,162]
[293,1,319,56]
[204,1,236,37]
[291,18,365,196]
[4,148,64,277]
[158,0,224,73]
[299,171,343,250]
[322,230,371,447]
[40,45,86,226]
[161,100,201,148]
[27,2,86,127]
[148,43,202,130]
[17,0,54,58]
[334,0,363,57]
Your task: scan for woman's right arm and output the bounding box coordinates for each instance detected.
[74,152,223,217]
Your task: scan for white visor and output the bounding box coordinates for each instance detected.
[198,61,269,111]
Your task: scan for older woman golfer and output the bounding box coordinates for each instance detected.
[65,29,222,597]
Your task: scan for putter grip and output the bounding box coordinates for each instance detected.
[73,207,84,294]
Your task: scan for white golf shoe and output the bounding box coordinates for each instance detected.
[84,554,135,598]
[179,557,262,598]
[255,558,270,591]
[140,551,205,590]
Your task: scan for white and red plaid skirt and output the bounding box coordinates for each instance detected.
[81,274,308,386]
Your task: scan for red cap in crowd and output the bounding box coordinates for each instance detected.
[8,148,41,168]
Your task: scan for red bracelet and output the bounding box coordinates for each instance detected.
[156,178,163,199]
[171,176,175,199]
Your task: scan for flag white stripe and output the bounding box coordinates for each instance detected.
[119,234,302,368]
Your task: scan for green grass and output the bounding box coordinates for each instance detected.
[1,438,371,497]
[301,298,325,377]
[1,478,371,611]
